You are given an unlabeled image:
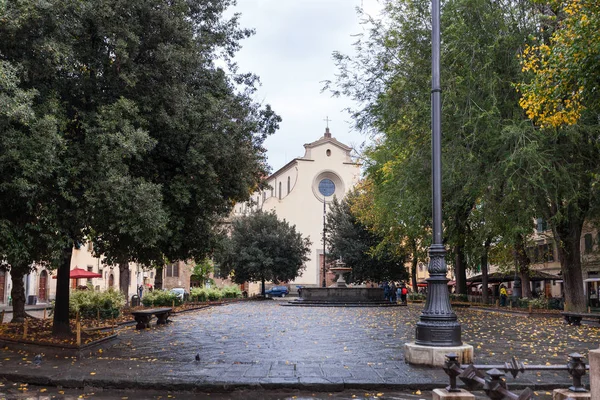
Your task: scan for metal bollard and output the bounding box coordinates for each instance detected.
[443,353,462,392]
[483,369,508,400]
[567,353,588,392]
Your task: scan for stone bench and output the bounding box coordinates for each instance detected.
[131,307,172,330]
[561,311,600,326]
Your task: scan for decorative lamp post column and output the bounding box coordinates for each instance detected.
[322,196,327,288]
[319,178,335,288]
[414,0,462,347]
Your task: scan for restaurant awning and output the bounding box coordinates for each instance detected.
[417,279,455,286]
[466,270,561,284]
[52,267,102,279]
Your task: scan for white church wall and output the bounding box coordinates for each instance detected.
[230,129,360,288]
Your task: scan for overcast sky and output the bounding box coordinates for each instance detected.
[228,0,382,173]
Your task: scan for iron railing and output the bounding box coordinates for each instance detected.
[442,352,589,400]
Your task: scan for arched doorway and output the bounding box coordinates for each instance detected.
[108,273,114,288]
[38,270,48,302]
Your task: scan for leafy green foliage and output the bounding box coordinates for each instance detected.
[408,293,426,301]
[69,288,125,319]
[0,0,279,332]
[216,211,311,294]
[190,258,215,288]
[190,285,241,301]
[220,285,242,299]
[327,0,542,295]
[141,290,182,307]
[326,192,408,283]
[519,0,600,127]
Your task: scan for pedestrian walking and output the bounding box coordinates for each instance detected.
[400,283,408,305]
[500,284,508,306]
[138,284,144,299]
[390,282,397,303]
[383,282,390,301]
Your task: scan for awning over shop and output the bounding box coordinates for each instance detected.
[52,267,102,279]
[466,270,560,284]
[417,279,455,286]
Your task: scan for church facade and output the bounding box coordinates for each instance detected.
[233,128,361,289]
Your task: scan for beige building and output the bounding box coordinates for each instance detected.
[0,242,156,305]
[233,127,361,292]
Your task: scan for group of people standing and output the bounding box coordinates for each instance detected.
[382,281,409,305]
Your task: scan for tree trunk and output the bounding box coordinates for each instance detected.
[52,245,73,336]
[514,235,532,298]
[554,220,585,312]
[9,268,27,323]
[520,271,532,299]
[261,277,266,296]
[454,244,468,295]
[119,258,130,304]
[154,265,163,290]
[481,238,491,305]
[411,251,418,293]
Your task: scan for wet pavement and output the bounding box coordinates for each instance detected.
[0,382,556,400]
[0,300,596,397]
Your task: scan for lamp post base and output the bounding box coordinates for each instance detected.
[404,342,474,367]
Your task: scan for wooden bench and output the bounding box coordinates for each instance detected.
[561,312,600,326]
[131,307,172,330]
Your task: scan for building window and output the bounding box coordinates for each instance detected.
[318,179,335,197]
[536,218,548,233]
[151,271,154,278]
[271,188,273,197]
[279,182,282,199]
[287,177,291,194]
[585,233,593,254]
[326,149,331,156]
[527,243,554,263]
[263,192,266,202]
[544,244,554,262]
[87,265,93,284]
[87,242,93,252]
[166,264,179,277]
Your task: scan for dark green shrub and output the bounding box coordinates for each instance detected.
[206,288,223,301]
[408,293,426,301]
[69,288,125,319]
[221,285,242,299]
[449,294,468,302]
[141,290,182,307]
[548,297,564,310]
[190,287,208,302]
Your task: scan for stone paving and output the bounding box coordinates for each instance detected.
[0,300,596,395]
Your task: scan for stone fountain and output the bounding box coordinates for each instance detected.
[285,260,396,307]
[329,259,352,288]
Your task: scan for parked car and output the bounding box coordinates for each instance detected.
[170,287,188,300]
[264,286,289,298]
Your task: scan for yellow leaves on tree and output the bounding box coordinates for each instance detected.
[518,0,599,128]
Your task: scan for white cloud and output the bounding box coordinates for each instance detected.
[229,0,382,172]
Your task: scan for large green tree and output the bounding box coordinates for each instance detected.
[0,60,63,322]
[216,211,310,296]
[326,192,408,284]
[327,0,537,295]
[0,0,279,334]
[509,0,600,312]
[519,0,600,127]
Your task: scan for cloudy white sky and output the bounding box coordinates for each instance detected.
[228,0,382,173]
